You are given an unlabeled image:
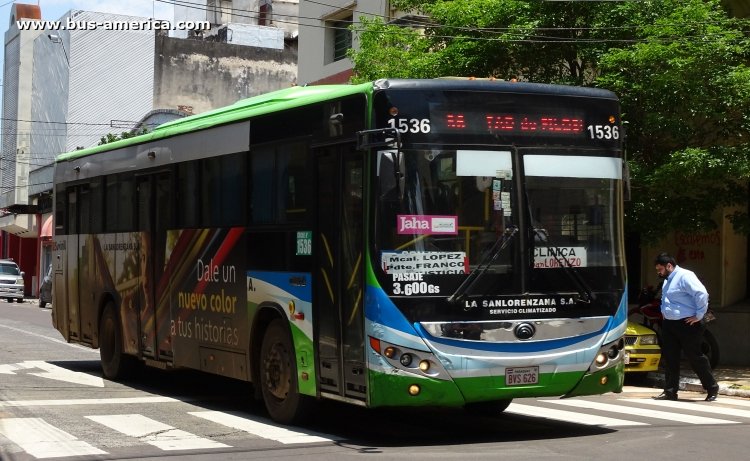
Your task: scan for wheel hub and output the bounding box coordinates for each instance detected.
[264,342,291,400]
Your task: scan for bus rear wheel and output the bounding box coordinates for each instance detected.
[99,302,136,380]
[259,319,312,424]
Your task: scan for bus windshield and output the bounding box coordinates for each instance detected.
[374,147,623,300]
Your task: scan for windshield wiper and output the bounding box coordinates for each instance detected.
[533,227,596,304]
[447,226,518,305]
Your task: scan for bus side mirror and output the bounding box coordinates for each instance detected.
[356,127,401,150]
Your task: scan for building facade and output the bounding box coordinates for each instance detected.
[297,1,417,85]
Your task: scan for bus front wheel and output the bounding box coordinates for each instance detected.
[99,302,136,380]
[259,319,312,424]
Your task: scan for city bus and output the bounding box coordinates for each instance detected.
[51,78,627,424]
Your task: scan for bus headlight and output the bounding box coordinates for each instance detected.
[595,353,608,366]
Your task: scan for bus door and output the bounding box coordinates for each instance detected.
[57,183,99,344]
[136,172,172,361]
[314,143,367,402]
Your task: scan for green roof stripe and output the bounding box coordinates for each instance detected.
[57,82,374,162]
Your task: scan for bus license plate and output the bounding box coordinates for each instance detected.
[505,366,539,386]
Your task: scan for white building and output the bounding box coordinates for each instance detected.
[299,1,408,85]
[30,10,156,166]
[1,3,42,216]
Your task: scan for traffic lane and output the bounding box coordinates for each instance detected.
[0,302,97,371]
[0,298,52,327]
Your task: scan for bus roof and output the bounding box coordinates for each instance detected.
[56,81,374,162]
[57,78,618,162]
[374,78,619,100]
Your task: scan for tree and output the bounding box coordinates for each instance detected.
[351,0,639,85]
[351,0,750,241]
[98,127,149,146]
[596,1,750,239]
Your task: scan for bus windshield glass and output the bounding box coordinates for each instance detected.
[374,148,624,303]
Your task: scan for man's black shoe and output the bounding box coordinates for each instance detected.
[705,386,719,402]
[653,392,678,401]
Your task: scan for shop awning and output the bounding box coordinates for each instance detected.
[41,215,53,238]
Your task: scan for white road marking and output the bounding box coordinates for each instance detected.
[545,399,739,425]
[0,324,96,351]
[0,417,106,458]
[700,398,750,408]
[15,361,104,387]
[0,363,20,374]
[627,398,750,418]
[0,396,179,407]
[86,414,230,451]
[190,411,340,444]
[507,402,648,427]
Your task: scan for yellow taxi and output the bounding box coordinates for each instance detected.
[623,321,661,372]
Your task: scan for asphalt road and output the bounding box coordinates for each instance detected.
[2,300,750,461]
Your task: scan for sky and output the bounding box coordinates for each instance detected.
[1,0,173,24]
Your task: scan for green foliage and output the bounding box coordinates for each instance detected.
[596,0,750,241]
[98,127,149,146]
[352,0,750,241]
[352,0,638,84]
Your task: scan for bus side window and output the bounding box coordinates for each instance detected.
[79,185,91,234]
[103,174,134,232]
[278,142,308,223]
[67,188,78,234]
[104,177,117,232]
[220,152,246,226]
[177,161,199,228]
[118,176,135,232]
[55,186,66,235]
[251,147,274,224]
[90,178,103,233]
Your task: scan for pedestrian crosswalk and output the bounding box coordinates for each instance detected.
[0,409,341,459]
[507,396,750,427]
[2,395,750,459]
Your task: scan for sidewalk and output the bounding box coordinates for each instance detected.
[645,365,750,398]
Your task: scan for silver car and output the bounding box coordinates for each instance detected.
[0,259,25,303]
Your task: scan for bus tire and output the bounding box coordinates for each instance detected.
[464,399,513,416]
[99,302,136,380]
[259,318,312,424]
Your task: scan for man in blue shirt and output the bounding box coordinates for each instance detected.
[653,252,719,401]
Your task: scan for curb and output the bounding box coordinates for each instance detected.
[646,371,750,399]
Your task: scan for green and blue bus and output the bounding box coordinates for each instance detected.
[52,78,627,424]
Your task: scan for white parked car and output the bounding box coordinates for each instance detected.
[0,259,25,303]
